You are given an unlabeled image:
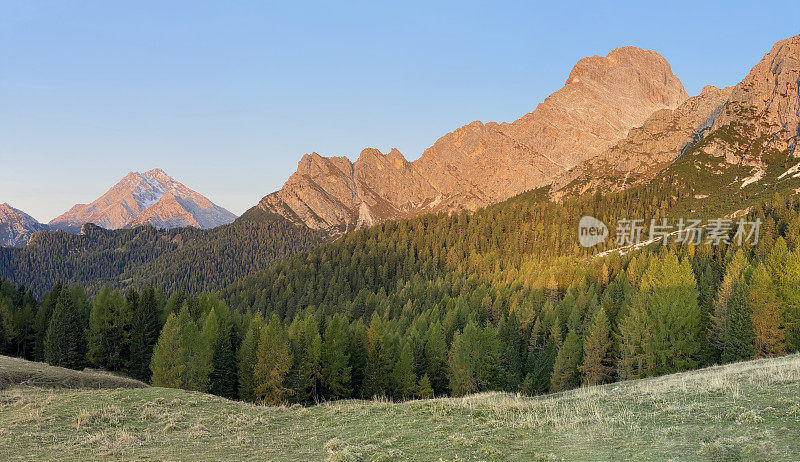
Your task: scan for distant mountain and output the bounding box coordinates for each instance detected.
[253,46,688,233]
[0,203,49,247]
[49,169,237,233]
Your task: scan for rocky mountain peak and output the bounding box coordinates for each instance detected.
[702,35,800,162]
[49,169,236,233]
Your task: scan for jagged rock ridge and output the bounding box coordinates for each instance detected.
[49,169,236,233]
[255,46,688,232]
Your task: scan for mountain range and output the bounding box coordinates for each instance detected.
[253,46,688,233]
[3,35,800,249]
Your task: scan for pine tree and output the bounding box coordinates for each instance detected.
[176,305,212,392]
[86,286,116,368]
[720,280,754,363]
[416,373,434,399]
[710,251,747,361]
[363,314,393,398]
[237,313,263,402]
[129,283,162,382]
[748,264,785,358]
[423,321,448,396]
[34,282,62,361]
[44,287,86,370]
[579,307,614,386]
[253,315,293,404]
[320,314,352,400]
[203,303,238,398]
[498,313,524,392]
[392,341,417,399]
[447,321,500,396]
[550,329,582,392]
[150,312,184,388]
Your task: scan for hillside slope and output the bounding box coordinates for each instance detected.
[0,355,146,390]
[1,354,798,461]
[0,211,324,296]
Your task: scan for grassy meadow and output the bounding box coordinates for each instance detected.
[1,354,799,460]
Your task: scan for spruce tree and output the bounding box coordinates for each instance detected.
[524,318,560,395]
[237,313,263,402]
[748,264,785,358]
[86,287,126,370]
[447,321,500,396]
[498,313,524,392]
[44,287,86,370]
[34,282,62,361]
[150,312,184,388]
[203,304,238,399]
[129,283,163,382]
[579,307,614,386]
[392,341,417,399]
[710,251,747,361]
[363,314,393,398]
[253,315,293,404]
[416,373,434,399]
[423,321,448,396]
[320,314,352,400]
[720,280,754,363]
[550,329,582,392]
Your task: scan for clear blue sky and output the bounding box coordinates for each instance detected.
[2,0,799,222]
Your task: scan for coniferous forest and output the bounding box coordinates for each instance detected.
[2,184,799,404]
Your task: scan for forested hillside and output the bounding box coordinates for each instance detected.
[2,153,799,403]
[0,210,324,296]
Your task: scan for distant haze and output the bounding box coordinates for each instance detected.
[2,0,799,222]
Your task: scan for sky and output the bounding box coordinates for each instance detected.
[1,1,799,222]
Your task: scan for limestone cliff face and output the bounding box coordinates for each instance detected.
[553,85,733,198]
[702,35,800,164]
[255,46,688,232]
[500,46,688,169]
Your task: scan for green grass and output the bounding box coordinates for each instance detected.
[0,355,147,391]
[2,355,800,461]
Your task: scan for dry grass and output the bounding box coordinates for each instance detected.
[1,354,799,460]
[0,355,147,390]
